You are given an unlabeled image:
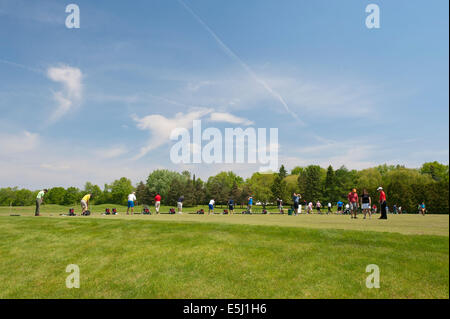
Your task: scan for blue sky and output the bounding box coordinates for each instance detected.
[0,0,448,188]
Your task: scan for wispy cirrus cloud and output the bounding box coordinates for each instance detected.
[208,112,254,126]
[47,65,83,122]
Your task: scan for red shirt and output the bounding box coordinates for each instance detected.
[379,191,386,202]
[155,195,161,202]
[348,192,358,203]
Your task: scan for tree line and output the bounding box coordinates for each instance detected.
[0,161,448,214]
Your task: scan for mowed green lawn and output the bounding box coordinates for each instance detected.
[0,205,448,298]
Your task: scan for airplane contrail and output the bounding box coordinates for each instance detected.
[0,59,42,74]
[178,0,304,125]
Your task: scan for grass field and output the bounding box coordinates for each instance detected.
[0,204,448,298]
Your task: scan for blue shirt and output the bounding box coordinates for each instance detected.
[293,196,299,204]
[248,198,253,205]
[337,201,343,207]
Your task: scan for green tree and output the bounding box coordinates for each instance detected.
[47,187,66,205]
[420,161,449,182]
[109,177,134,205]
[135,181,152,206]
[271,166,289,203]
[146,169,183,204]
[63,187,80,205]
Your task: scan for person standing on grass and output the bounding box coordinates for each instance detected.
[377,187,387,219]
[360,189,372,219]
[81,193,92,215]
[228,198,235,215]
[292,193,300,215]
[337,200,344,214]
[127,191,137,215]
[420,202,426,215]
[277,198,283,213]
[154,193,161,214]
[348,188,359,219]
[316,201,322,214]
[327,202,332,214]
[208,199,215,215]
[307,201,313,214]
[177,195,184,214]
[35,189,48,216]
[247,196,253,213]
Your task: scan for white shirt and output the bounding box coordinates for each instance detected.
[345,204,350,209]
[209,199,215,205]
[328,203,331,207]
[128,194,136,202]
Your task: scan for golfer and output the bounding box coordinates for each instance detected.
[377,186,387,219]
[360,189,372,219]
[337,200,344,214]
[327,202,332,214]
[292,193,301,215]
[420,202,426,215]
[247,196,253,213]
[154,193,161,214]
[228,198,235,215]
[348,188,359,219]
[208,199,215,215]
[81,193,92,215]
[35,189,48,216]
[177,195,184,214]
[127,191,137,215]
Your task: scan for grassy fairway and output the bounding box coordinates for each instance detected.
[0,206,448,299]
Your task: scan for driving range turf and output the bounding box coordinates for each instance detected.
[0,205,448,298]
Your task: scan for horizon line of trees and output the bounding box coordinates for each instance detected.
[0,161,448,214]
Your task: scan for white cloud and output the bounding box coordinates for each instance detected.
[47,65,83,121]
[0,131,39,153]
[94,146,128,159]
[209,112,254,126]
[132,108,213,158]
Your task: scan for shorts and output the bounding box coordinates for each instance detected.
[80,200,87,209]
[177,202,183,209]
[337,206,343,210]
[350,202,357,211]
[294,202,299,209]
[208,204,214,210]
[362,203,370,210]
[127,200,134,208]
[228,205,234,210]
[155,201,160,210]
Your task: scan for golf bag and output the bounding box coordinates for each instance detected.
[223,209,228,214]
[68,208,75,216]
[262,209,268,214]
[242,210,252,214]
[169,208,176,214]
[142,207,151,215]
[280,208,285,214]
[105,208,111,215]
[197,209,205,214]
[112,208,118,215]
[82,210,91,216]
